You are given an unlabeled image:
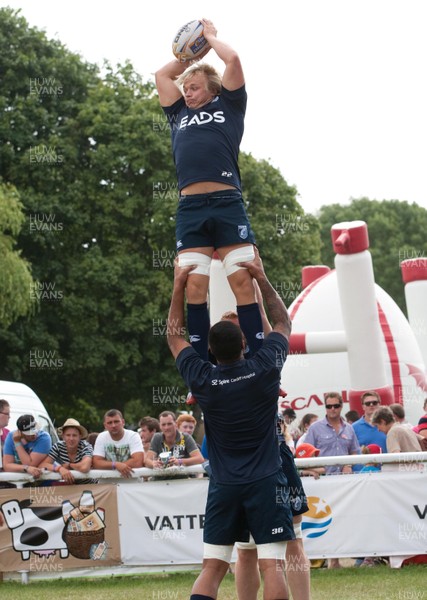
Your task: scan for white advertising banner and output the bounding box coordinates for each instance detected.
[117,470,427,564]
[118,478,207,565]
[301,470,427,558]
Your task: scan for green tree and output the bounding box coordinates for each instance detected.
[0,8,321,430]
[241,154,321,305]
[0,182,35,327]
[317,198,427,313]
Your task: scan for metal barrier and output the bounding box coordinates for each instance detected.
[1,451,426,485]
[0,453,426,583]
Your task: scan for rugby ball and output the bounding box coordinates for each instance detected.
[172,20,209,62]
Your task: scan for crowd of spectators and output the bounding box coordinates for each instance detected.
[1,393,426,487]
[0,405,206,484]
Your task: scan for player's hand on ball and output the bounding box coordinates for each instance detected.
[201,18,217,40]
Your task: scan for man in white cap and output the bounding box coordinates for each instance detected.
[3,414,51,478]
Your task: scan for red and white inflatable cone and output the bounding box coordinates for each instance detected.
[331,221,394,414]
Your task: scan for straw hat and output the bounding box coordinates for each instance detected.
[58,418,88,439]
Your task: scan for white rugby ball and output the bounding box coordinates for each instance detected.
[172,20,209,62]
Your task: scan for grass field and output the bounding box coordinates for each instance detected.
[0,565,425,599]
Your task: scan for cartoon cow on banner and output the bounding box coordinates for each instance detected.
[1,499,68,561]
[1,491,106,562]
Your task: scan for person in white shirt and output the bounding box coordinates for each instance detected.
[93,409,143,477]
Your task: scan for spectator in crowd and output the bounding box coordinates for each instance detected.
[295,443,325,478]
[201,434,209,459]
[424,398,427,413]
[3,415,51,479]
[93,409,144,477]
[304,392,360,568]
[295,413,318,448]
[0,399,11,467]
[352,391,386,475]
[372,406,422,453]
[389,403,413,429]
[138,416,160,453]
[176,413,197,437]
[413,415,427,450]
[281,406,300,442]
[352,391,387,454]
[304,392,360,476]
[359,444,382,473]
[39,418,93,484]
[87,432,99,448]
[282,407,296,425]
[145,411,204,469]
[176,413,203,457]
[345,410,360,425]
[413,415,427,438]
[0,399,12,488]
[279,415,296,455]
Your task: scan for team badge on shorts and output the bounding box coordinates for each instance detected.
[238,225,248,239]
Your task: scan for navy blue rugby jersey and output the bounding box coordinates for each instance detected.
[162,85,247,192]
[176,332,289,484]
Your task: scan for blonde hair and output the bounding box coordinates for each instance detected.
[176,63,222,95]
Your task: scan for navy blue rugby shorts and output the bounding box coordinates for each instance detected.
[175,189,256,252]
[203,470,295,546]
[280,442,309,516]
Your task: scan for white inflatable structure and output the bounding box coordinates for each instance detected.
[209,221,427,425]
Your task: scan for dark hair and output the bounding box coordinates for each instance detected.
[345,410,360,424]
[389,403,405,420]
[87,432,99,447]
[299,413,318,431]
[159,411,176,421]
[371,406,394,426]
[139,416,160,432]
[283,407,296,419]
[0,399,10,412]
[324,392,343,405]
[104,409,123,420]
[208,320,243,362]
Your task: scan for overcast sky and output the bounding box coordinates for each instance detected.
[3,0,427,215]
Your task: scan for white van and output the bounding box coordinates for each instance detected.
[0,380,58,442]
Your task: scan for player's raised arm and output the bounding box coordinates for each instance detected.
[156,21,212,107]
[167,260,196,359]
[201,18,244,91]
[239,249,292,339]
[155,60,187,107]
